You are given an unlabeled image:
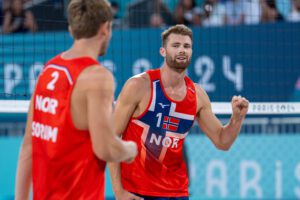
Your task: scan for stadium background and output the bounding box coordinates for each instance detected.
[0,0,300,199]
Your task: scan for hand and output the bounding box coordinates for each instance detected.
[124,141,138,163]
[231,95,249,120]
[115,189,144,200]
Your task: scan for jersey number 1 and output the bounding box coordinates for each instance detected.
[156,113,162,127]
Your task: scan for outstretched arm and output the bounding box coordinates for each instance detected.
[196,84,249,150]
[109,75,147,200]
[15,97,34,200]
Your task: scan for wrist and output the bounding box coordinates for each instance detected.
[113,185,124,196]
[231,115,244,124]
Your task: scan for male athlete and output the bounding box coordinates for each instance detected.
[15,0,137,199]
[109,24,249,200]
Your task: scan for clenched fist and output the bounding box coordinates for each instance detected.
[123,141,138,164]
[231,95,249,120]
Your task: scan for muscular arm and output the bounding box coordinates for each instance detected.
[108,75,147,200]
[15,97,34,200]
[196,84,248,150]
[82,67,136,162]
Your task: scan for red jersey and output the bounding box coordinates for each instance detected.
[32,54,106,200]
[121,69,197,197]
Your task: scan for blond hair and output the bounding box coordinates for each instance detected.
[68,0,113,39]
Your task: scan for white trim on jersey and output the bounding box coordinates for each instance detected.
[166,131,188,139]
[132,119,150,143]
[44,64,73,85]
[149,80,159,111]
[169,102,194,120]
[132,119,151,166]
[159,146,167,162]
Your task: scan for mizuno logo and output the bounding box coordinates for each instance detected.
[158,103,170,109]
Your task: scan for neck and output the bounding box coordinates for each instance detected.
[63,38,102,60]
[160,63,186,88]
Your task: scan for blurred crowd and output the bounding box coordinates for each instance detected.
[145,0,300,28]
[1,0,300,33]
[0,0,37,33]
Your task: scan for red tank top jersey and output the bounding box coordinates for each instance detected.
[32,54,106,200]
[121,69,197,197]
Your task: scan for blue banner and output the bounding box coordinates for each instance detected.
[186,135,300,199]
[1,135,300,199]
[0,23,300,101]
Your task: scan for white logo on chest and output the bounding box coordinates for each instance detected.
[158,103,170,109]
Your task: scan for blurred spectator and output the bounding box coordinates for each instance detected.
[149,12,166,28]
[191,7,203,26]
[243,0,261,25]
[0,0,4,27]
[2,0,10,11]
[288,0,300,22]
[111,1,122,29]
[2,0,37,33]
[224,0,245,25]
[202,0,226,27]
[127,0,174,28]
[111,1,120,18]
[276,0,291,19]
[156,0,175,26]
[162,0,179,12]
[261,0,284,23]
[174,0,198,25]
[1,0,11,18]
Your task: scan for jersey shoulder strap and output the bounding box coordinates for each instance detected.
[146,69,160,81]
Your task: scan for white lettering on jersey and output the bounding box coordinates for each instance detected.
[35,95,58,115]
[172,138,179,148]
[32,121,58,143]
[149,133,179,149]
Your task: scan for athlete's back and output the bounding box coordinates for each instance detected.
[32,55,106,199]
[15,1,137,199]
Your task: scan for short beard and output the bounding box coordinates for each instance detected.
[99,46,106,56]
[99,40,109,56]
[166,54,190,71]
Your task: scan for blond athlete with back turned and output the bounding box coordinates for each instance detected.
[15,0,137,199]
[109,24,249,200]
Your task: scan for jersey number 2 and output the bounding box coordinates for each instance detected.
[47,71,59,90]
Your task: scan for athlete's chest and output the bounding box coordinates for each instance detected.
[163,85,187,102]
[139,80,196,133]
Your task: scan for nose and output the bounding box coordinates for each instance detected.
[178,46,186,55]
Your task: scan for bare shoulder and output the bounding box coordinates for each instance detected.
[77,64,114,91]
[124,72,150,91]
[193,83,212,110]
[118,72,150,105]
[194,83,209,100]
